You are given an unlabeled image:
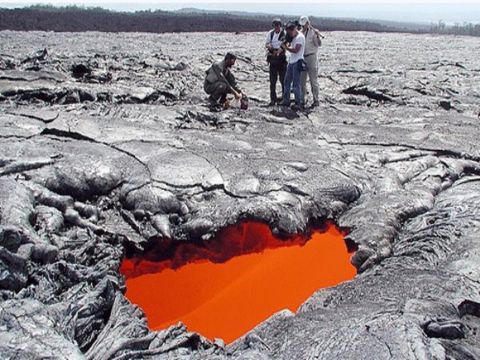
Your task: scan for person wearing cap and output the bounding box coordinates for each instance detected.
[204,52,242,107]
[280,21,306,110]
[265,18,287,106]
[299,15,322,107]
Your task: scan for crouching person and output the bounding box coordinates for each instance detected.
[204,52,242,108]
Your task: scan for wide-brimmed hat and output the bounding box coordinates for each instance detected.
[272,18,282,26]
[299,16,310,26]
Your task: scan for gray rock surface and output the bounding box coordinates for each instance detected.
[1,30,480,359]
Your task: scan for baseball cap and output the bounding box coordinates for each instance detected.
[285,21,297,30]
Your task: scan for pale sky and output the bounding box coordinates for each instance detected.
[1,1,480,23]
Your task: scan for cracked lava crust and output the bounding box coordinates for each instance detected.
[1,30,480,359]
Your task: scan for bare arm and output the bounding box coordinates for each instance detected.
[282,43,302,54]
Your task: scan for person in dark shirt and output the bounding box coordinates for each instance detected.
[204,53,242,107]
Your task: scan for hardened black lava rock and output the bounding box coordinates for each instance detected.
[1,30,480,359]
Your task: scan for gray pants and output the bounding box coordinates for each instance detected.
[301,54,319,103]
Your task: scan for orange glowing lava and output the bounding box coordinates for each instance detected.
[121,221,356,344]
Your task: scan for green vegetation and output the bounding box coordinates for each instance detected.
[0,5,478,36]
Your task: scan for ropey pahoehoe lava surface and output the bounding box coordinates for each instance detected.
[1,31,480,359]
[121,222,355,343]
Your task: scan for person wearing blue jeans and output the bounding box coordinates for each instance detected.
[281,21,306,110]
[283,60,304,108]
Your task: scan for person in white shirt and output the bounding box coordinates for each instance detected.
[280,21,306,110]
[265,18,287,106]
[299,16,322,107]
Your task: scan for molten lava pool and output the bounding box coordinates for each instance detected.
[121,221,356,344]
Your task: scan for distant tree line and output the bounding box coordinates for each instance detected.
[0,5,478,37]
[430,20,480,37]
[0,6,265,33]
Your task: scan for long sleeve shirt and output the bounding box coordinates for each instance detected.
[205,60,240,92]
[303,27,322,56]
